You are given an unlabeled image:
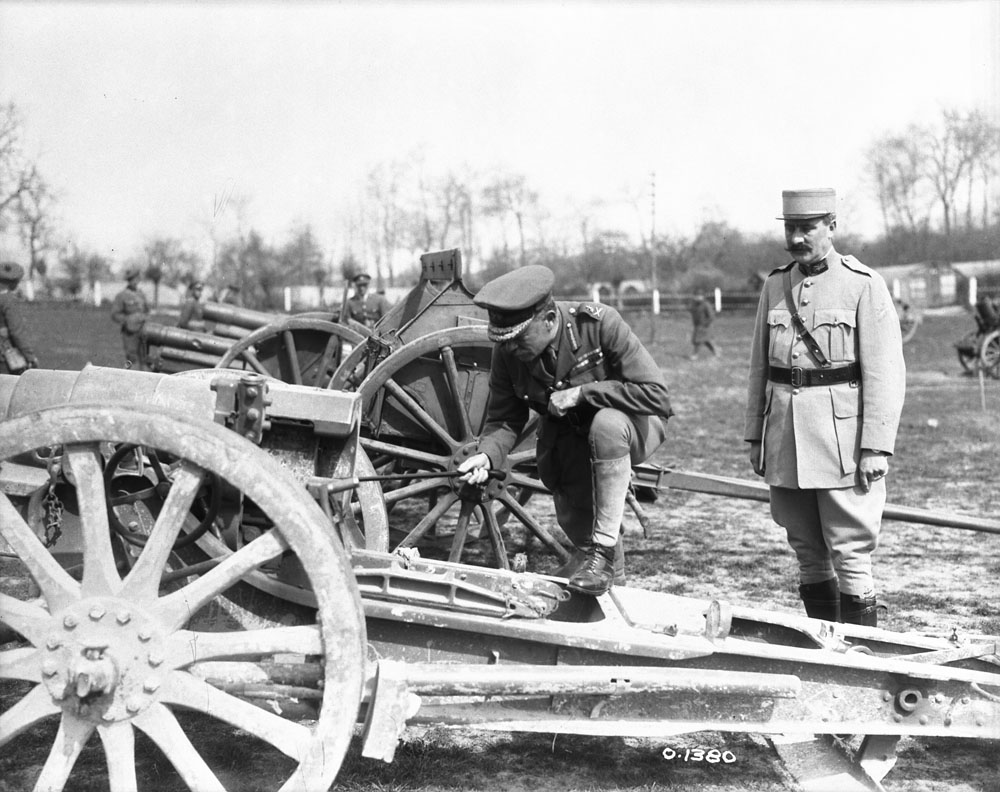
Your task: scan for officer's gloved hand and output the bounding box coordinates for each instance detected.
[548,385,583,417]
[457,452,491,485]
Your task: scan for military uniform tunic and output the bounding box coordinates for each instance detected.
[478,302,672,530]
[0,291,37,373]
[346,292,391,328]
[111,286,150,368]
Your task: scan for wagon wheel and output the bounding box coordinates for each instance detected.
[355,325,570,570]
[0,405,365,792]
[216,316,365,388]
[980,329,1000,378]
[957,330,980,373]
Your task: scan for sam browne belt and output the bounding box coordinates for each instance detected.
[768,363,859,388]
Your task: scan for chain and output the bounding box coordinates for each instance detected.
[42,455,64,548]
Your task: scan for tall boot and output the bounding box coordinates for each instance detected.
[798,578,840,621]
[841,593,878,627]
[568,455,632,596]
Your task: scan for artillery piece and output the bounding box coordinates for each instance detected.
[2,365,999,792]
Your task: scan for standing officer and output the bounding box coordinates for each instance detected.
[345,273,391,328]
[111,266,150,370]
[744,188,905,626]
[0,262,39,374]
[458,265,673,596]
[178,280,207,331]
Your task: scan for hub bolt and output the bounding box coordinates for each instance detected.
[125,698,142,714]
[143,677,160,693]
[89,606,106,621]
[63,615,78,629]
[41,661,58,677]
[46,636,62,651]
[148,651,164,667]
[116,611,132,625]
[138,629,152,642]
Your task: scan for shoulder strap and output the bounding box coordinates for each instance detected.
[782,268,830,368]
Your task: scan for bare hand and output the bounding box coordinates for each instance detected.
[858,450,889,492]
[749,441,764,477]
[457,452,491,485]
[548,386,583,417]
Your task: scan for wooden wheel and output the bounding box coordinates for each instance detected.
[216,316,365,387]
[355,326,570,570]
[0,405,365,792]
[980,329,1000,378]
[957,331,979,373]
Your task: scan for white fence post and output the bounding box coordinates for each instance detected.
[969,276,978,307]
[652,289,660,315]
[284,287,292,312]
[93,281,102,307]
[714,287,721,312]
[591,285,601,303]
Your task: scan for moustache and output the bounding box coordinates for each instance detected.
[785,245,811,253]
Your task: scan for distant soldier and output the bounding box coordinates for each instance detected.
[0,262,39,374]
[688,290,719,360]
[219,283,243,307]
[345,273,391,328]
[178,280,207,332]
[111,267,150,370]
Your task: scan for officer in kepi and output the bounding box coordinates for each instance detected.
[744,188,906,626]
[459,265,673,596]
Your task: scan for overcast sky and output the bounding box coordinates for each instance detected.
[1,0,997,268]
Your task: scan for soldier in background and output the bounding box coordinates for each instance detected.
[345,272,391,328]
[688,290,719,360]
[0,261,39,374]
[744,188,906,627]
[219,283,243,306]
[111,267,150,370]
[178,280,207,331]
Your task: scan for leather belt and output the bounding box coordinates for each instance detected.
[768,363,860,388]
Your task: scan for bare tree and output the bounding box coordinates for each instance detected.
[482,173,538,267]
[15,166,58,282]
[364,160,409,287]
[0,103,37,233]
[142,237,203,306]
[866,129,930,234]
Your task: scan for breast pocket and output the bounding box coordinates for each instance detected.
[812,309,856,362]
[569,350,606,385]
[767,309,794,362]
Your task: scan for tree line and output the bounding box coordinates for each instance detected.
[1,101,998,309]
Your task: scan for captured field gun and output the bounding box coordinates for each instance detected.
[1,364,999,792]
[955,293,1000,378]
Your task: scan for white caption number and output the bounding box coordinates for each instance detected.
[661,747,736,763]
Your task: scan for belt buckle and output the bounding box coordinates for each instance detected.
[789,366,804,387]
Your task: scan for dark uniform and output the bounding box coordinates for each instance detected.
[472,265,672,594]
[688,294,718,359]
[178,281,207,332]
[0,262,39,374]
[111,269,150,370]
[345,274,391,328]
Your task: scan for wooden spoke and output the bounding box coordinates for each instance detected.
[133,704,226,792]
[98,722,138,792]
[0,646,42,683]
[0,683,60,747]
[281,329,303,384]
[238,348,271,377]
[495,490,571,561]
[509,471,550,493]
[396,492,459,548]
[34,713,96,791]
[383,378,457,450]
[0,591,54,647]
[360,438,448,469]
[65,444,121,598]
[0,495,79,612]
[154,530,289,631]
[166,626,322,669]
[480,504,511,570]
[447,500,477,563]
[440,344,474,441]
[121,463,207,602]
[160,671,310,760]
[381,476,451,507]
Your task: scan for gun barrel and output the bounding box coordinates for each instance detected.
[142,323,234,356]
[201,302,278,329]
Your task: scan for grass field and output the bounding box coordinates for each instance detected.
[3,299,999,791]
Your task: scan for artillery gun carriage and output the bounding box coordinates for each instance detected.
[1,364,999,792]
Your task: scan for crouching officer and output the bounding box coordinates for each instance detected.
[459,265,673,595]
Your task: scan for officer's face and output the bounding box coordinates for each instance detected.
[784,217,835,266]
[356,281,369,296]
[507,310,558,362]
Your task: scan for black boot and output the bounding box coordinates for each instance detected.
[841,593,878,627]
[798,579,840,621]
[555,544,591,579]
[567,544,616,596]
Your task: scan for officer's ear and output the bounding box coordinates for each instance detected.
[543,309,557,325]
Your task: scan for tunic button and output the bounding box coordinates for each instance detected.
[556,381,564,388]
[804,280,812,287]
[792,388,800,396]
[792,352,799,359]
[801,298,810,305]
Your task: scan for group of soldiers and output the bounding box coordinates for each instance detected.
[1,187,908,625]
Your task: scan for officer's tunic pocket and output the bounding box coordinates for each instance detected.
[812,309,856,361]
[831,386,861,475]
[767,310,793,361]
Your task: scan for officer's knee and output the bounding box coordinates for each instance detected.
[589,408,632,459]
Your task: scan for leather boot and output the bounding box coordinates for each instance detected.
[567,543,616,596]
[841,593,878,627]
[591,455,632,545]
[555,544,591,579]
[798,578,840,621]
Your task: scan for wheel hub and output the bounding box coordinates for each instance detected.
[42,596,167,723]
